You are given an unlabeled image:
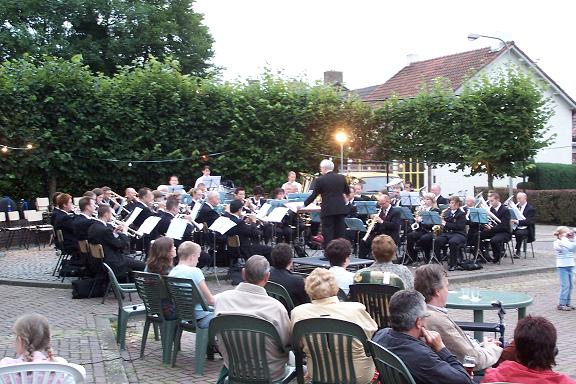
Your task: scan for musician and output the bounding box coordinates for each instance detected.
[101,186,119,210]
[480,192,511,263]
[281,171,302,193]
[404,181,414,192]
[273,187,286,200]
[168,175,184,194]
[194,165,211,188]
[463,196,480,248]
[352,183,372,202]
[431,184,448,205]
[249,186,266,210]
[434,196,467,271]
[92,188,104,206]
[406,193,440,263]
[511,192,537,258]
[73,196,96,241]
[225,200,272,262]
[391,185,403,207]
[87,205,145,276]
[49,192,63,226]
[233,187,256,213]
[304,159,349,246]
[122,188,138,214]
[196,190,221,228]
[53,193,80,258]
[131,187,154,229]
[196,182,207,198]
[152,190,166,212]
[359,194,403,259]
[187,187,204,209]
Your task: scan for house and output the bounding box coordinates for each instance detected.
[353,43,576,195]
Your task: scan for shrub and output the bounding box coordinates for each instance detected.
[526,163,576,189]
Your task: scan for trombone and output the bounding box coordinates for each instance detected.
[111,218,140,237]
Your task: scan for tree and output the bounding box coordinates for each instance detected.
[0,0,214,76]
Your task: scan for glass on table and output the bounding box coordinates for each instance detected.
[459,287,470,300]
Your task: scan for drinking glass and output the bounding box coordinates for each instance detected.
[463,355,476,376]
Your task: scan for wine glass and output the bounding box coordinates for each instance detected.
[463,355,476,376]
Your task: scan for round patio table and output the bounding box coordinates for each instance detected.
[446,289,533,340]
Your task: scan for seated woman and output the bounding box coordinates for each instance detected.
[325,238,355,294]
[0,313,86,378]
[168,241,215,329]
[482,315,575,384]
[145,236,176,275]
[291,268,377,384]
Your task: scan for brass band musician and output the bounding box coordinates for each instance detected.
[433,196,467,271]
[359,194,402,259]
[406,193,440,263]
[480,192,511,263]
[511,192,537,258]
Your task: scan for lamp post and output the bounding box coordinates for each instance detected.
[467,33,514,198]
[335,132,347,173]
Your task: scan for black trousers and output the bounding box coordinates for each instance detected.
[481,230,511,261]
[321,214,347,246]
[513,228,530,251]
[435,232,466,267]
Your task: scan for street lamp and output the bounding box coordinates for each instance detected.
[468,33,514,198]
[335,132,347,173]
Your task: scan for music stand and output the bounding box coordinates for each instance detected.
[167,185,185,194]
[398,207,415,264]
[469,208,489,263]
[287,192,312,202]
[420,211,442,264]
[400,192,421,208]
[353,201,378,215]
[203,176,221,190]
[345,218,367,257]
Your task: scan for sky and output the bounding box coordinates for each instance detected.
[194,0,576,99]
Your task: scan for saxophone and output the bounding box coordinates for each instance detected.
[432,208,448,236]
[363,208,382,241]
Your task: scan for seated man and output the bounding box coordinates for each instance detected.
[354,234,413,289]
[373,290,473,384]
[87,205,146,276]
[214,255,291,382]
[480,192,511,263]
[73,196,96,241]
[434,196,467,271]
[511,192,537,258]
[325,238,355,294]
[359,193,402,258]
[224,200,272,262]
[53,193,79,258]
[269,243,310,306]
[414,264,502,371]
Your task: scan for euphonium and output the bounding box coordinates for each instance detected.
[432,208,448,236]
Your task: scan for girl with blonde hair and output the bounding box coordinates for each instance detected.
[553,226,576,311]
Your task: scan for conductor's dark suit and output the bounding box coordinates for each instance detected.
[513,203,537,253]
[87,220,145,276]
[304,171,349,245]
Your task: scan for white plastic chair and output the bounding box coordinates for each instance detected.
[36,197,50,212]
[0,362,86,383]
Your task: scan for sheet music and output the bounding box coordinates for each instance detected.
[257,203,272,220]
[166,217,189,240]
[124,207,142,226]
[137,216,161,235]
[208,216,237,234]
[190,202,202,221]
[509,203,526,221]
[266,207,290,223]
[285,201,304,213]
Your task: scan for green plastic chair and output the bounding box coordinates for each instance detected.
[102,263,145,350]
[337,288,348,302]
[292,318,371,384]
[348,284,401,330]
[164,275,213,373]
[368,340,416,384]
[209,314,296,384]
[133,271,177,365]
[265,281,295,314]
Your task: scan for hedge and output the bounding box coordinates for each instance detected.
[526,163,576,190]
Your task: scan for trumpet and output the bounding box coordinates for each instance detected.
[110,218,140,237]
[363,208,382,241]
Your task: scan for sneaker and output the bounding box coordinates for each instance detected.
[557,305,572,311]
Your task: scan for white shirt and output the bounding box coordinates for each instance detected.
[194,175,208,188]
[329,266,355,294]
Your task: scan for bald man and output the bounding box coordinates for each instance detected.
[511,192,537,258]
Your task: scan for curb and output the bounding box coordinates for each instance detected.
[94,315,130,384]
[0,277,71,289]
[449,266,556,284]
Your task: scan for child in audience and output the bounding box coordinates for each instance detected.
[553,226,576,311]
[0,313,86,377]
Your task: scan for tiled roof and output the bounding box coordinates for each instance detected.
[359,45,506,102]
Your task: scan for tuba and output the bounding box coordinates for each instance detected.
[300,172,317,193]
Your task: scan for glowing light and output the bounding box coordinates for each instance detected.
[1,146,7,153]
[335,132,347,144]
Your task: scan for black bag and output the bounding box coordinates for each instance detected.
[460,260,483,271]
[59,259,87,278]
[72,278,107,299]
[293,244,307,258]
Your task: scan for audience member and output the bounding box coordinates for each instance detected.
[145,236,176,275]
[291,268,377,384]
[215,255,291,382]
[553,226,575,311]
[0,313,86,378]
[414,264,502,371]
[354,234,412,289]
[325,238,355,294]
[269,243,309,306]
[168,241,215,329]
[373,290,473,384]
[482,316,575,384]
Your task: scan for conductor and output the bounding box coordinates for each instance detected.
[304,159,349,246]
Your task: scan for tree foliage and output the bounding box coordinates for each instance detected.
[373,67,553,188]
[0,0,214,76]
[0,56,378,199]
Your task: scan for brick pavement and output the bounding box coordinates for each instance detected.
[0,224,574,382]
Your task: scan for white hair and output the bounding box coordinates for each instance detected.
[206,191,219,200]
[320,159,334,171]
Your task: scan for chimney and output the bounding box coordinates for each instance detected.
[406,54,419,65]
[324,70,343,85]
